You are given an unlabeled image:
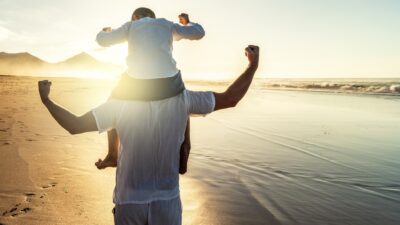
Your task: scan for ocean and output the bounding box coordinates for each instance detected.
[188,81,400,225]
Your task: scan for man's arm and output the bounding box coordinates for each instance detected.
[213,45,260,111]
[38,81,98,134]
[96,22,130,47]
[173,13,205,41]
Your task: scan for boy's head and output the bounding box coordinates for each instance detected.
[132,7,156,21]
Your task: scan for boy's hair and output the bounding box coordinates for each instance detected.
[132,7,156,19]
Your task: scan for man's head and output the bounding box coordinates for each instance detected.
[131,7,156,21]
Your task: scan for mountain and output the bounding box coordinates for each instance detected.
[0,52,123,77]
[0,52,46,65]
[58,52,106,67]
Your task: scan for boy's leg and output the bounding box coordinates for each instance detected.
[95,129,119,169]
[179,118,191,174]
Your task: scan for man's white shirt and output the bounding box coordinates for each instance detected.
[96,18,205,79]
[92,90,215,204]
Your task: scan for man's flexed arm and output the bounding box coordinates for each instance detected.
[213,45,260,110]
[38,81,98,134]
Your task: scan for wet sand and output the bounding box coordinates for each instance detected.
[1,75,399,225]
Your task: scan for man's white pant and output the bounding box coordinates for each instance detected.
[113,197,182,225]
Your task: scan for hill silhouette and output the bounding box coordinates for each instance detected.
[0,51,123,77]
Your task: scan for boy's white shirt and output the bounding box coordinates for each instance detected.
[96,17,205,79]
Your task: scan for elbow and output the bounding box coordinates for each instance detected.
[67,128,79,135]
[224,96,240,109]
[198,30,205,39]
[96,39,109,47]
[193,30,205,40]
[96,34,110,47]
[227,99,239,108]
[66,126,81,135]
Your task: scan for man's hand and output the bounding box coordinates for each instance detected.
[178,13,190,25]
[245,45,260,68]
[38,80,52,103]
[102,27,112,32]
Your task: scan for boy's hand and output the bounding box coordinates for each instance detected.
[178,13,190,25]
[245,45,260,67]
[38,80,52,103]
[102,27,112,32]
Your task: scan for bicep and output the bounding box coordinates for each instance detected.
[72,111,98,134]
[213,92,234,111]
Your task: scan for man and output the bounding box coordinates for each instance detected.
[38,45,259,225]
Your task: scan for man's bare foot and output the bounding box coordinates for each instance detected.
[95,154,117,169]
[179,142,191,174]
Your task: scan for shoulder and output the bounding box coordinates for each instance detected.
[93,99,125,111]
[119,21,133,31]
[183,90,216,114]
[155,18,174,27]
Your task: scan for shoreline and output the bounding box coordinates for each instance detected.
[2,74,399,97]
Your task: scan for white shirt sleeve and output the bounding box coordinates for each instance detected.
[185,90,215,115]
[172,22,205,41]
[91,100,124,133]
[96,22,131,47]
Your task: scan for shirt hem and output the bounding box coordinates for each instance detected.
[114,192,180,205]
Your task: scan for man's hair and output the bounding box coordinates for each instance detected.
[132,7,156,19]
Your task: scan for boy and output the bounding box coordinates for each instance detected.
[94,7,205,174]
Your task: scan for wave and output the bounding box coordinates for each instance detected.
[252,78,400,95]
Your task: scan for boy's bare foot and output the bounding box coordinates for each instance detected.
[95,154,117,169]
[179,142,191,174]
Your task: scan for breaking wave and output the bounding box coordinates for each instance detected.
[254,78,400,95]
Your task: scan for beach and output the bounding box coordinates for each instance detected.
[1,75,399,225]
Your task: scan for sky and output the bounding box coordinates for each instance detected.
[0,0,399,79]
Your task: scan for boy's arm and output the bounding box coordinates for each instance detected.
[172,14,205,41]
[96,22,130,47]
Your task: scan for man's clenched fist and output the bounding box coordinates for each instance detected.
[245,45,260,67]
[38,80,52,103]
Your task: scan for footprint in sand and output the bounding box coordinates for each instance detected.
[1,202,31,218]
[41,182,57,189]
[24,193,36,202]
[1,183,57,219]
